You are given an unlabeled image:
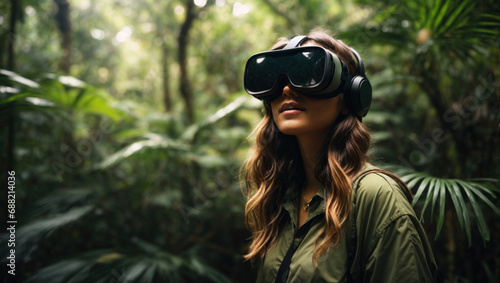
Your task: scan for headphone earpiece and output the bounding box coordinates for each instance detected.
[345,76,372,118]
[344,48,372,119]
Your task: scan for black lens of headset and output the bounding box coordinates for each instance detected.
[244,47,328,99]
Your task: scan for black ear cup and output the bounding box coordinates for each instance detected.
[345,48,372,118]
[347,76,372,118]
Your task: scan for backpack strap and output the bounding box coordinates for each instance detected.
[275,217,319,283]
[346,169,376,283]
[346,167,412,282]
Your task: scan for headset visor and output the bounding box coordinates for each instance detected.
[244,46,344,100]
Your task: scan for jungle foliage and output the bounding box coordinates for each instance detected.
[0,0,499,282]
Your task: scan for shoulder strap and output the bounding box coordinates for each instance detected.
[274,218,316,283]
[347,169,377,283]
[274,237,295,283]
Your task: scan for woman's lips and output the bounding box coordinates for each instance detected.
[279,102,305,114]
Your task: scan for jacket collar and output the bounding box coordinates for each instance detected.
[282,183,326,230]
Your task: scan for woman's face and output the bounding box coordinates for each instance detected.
[270,41,346,139]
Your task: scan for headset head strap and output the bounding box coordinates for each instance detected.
[283,35,308,49]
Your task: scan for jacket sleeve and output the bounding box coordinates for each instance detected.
[363,214,436,283]
[354,173,437,283]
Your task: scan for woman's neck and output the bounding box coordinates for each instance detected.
[296,132,327,195]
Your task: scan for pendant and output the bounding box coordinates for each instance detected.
[303,202,310,211]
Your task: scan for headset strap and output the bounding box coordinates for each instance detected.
[283,35,308,49]
[349,48,366,78]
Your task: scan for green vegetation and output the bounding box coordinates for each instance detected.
[1,0,499,282]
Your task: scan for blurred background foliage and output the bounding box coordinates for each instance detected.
[0,0,499,282]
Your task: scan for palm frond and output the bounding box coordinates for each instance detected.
[25,250,118,283]
[38,74,127,122]
[131,237,232,282]
[26,238,233,283]
[26,188,93,219]
[355,0,500,64]
[186,256,233,283]
[25,258,91,283]
[0,70,128,124]
[14,205,94,259]
[436,0,474,35]
[447,180,471,241]
[394,168,499,244]
[120,260,150,282]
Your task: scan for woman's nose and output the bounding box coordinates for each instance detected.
[282,84,298,98]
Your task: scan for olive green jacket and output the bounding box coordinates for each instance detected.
[256,164,437,282]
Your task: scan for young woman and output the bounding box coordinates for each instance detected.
[242,28,437,282]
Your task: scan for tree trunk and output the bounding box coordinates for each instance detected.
[7,0,17,70]
[162,43,172,113]
[54,0,72,74]
[5,0,18,171]
[2,0,18,233]
[177,0,196,123]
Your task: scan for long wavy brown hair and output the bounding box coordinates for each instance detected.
[242,28,409,265]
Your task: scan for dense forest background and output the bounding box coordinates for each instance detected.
[0,0,499,282]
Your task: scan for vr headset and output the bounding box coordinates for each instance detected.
[243,35,372,118]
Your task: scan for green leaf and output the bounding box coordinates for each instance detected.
[436,180,447,236]
[94,136,189,169]
[438,0,475,35]
[466,183,500,215]
[405,173,425,189]
[420,177,436,220]
[122,261,149,282]
[181,95,253,142]
[0,69,40,89]
[0,93,41,105]
[25,259,89,283]
[430,178,442,218]
[446,182,469,243]
[27,188,93,218]
[16,205,94,258]
[431,0,451,33]
[412,176,431,207]
[38,74,127,122]
[459,181,490,241]
[398,168,499,244]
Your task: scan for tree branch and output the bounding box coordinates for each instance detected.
[54,0,72,74]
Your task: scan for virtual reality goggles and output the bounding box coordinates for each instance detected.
[244,45,347,100]
[243,35,372,118]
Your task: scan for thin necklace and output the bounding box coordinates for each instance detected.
[302,191,313,211]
